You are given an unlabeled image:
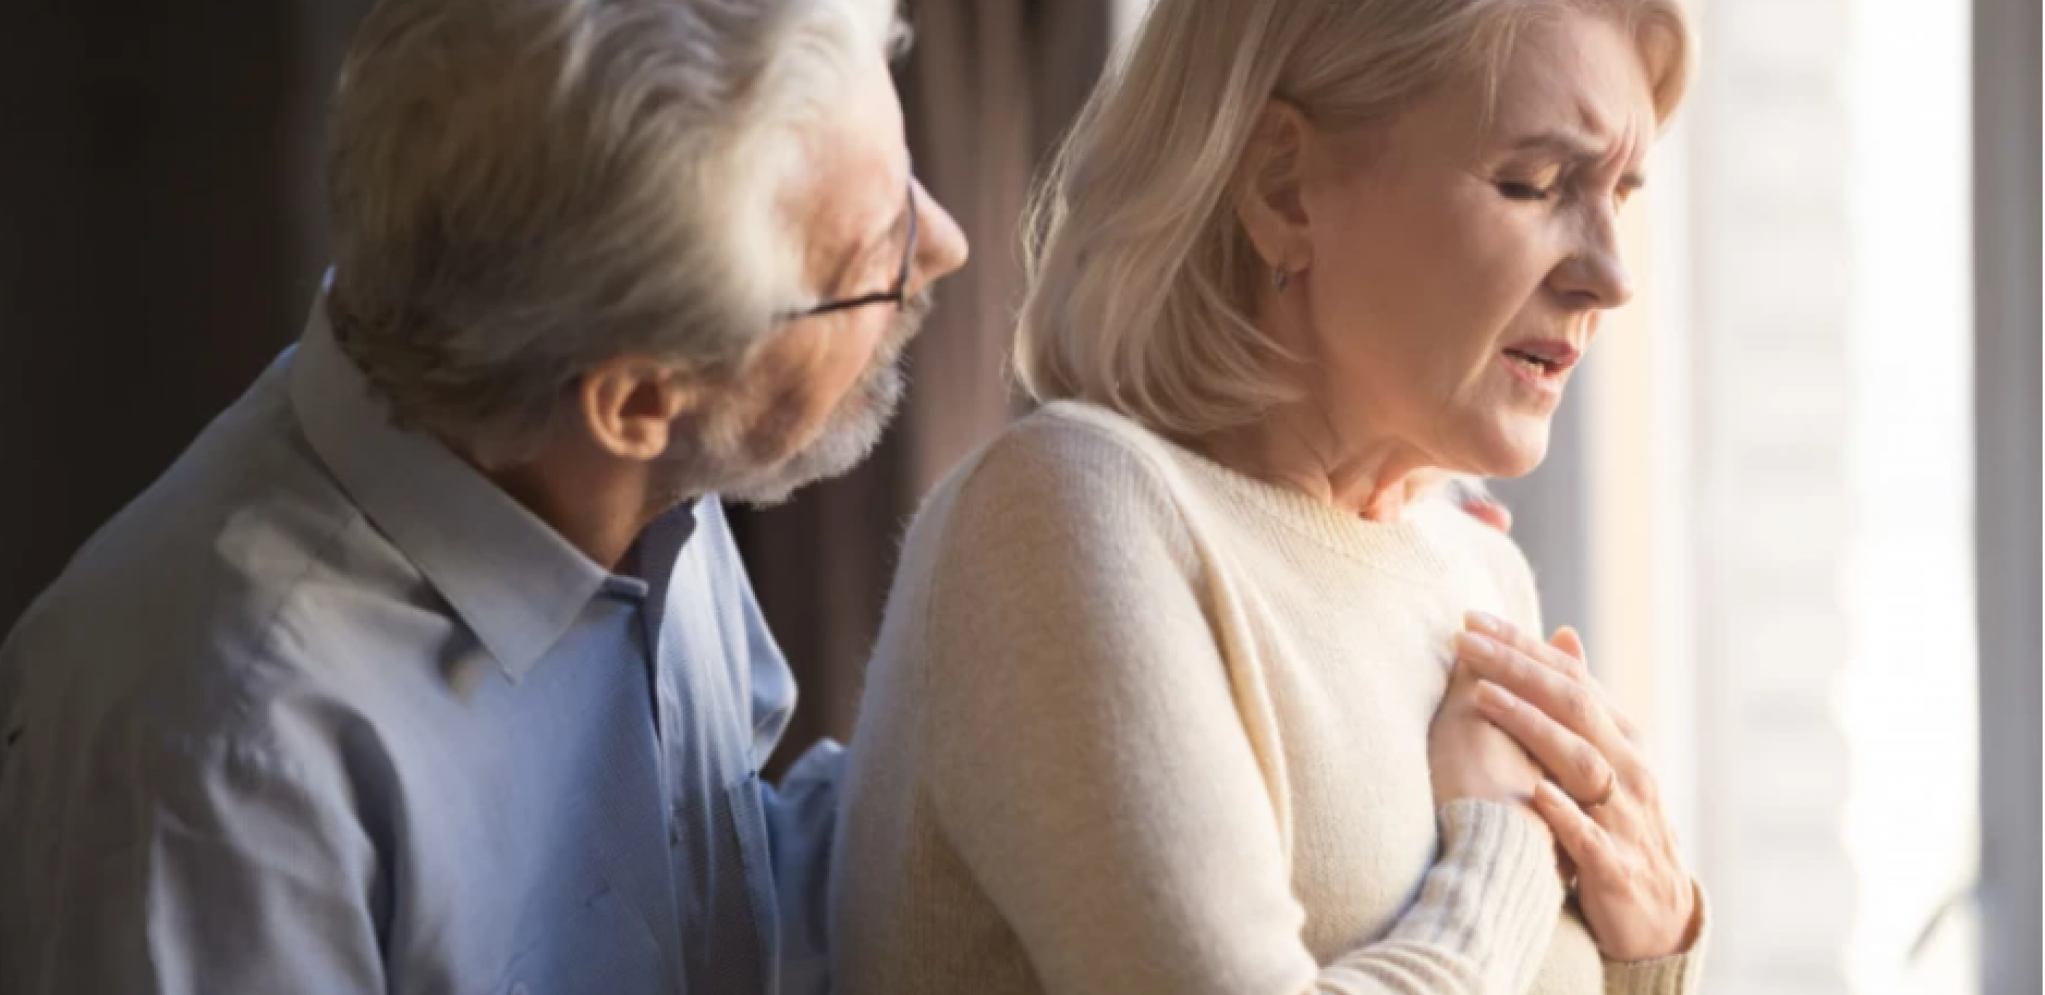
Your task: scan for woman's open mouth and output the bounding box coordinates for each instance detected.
[1500,340,1582,392]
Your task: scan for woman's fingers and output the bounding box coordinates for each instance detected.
[1532,779,1621,880]
[1473,620,1701,961]
[1550,625,1587,664]
[1454,630,1618,746]
[1456,619,1639,762]
[1480,617,1603,686]
[1473,680,1616,810]
[1469,611,1590,682]
[1547,625,1648,744]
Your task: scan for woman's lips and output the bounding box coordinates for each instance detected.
[1499,340,1580,394]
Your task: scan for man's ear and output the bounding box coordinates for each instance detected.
[577,355,696,462]
[1234,99,1316,275]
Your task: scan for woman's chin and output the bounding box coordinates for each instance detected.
[1465,423,1551,479]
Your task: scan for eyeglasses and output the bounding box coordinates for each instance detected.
[779,174,919,322]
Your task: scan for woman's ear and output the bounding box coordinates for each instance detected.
[1234,99,1316,274]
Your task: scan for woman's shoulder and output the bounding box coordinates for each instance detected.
[905,400,1199,574]
[993,399,1186,472]
[1412,494,1545,631]
[938,400,1190,515]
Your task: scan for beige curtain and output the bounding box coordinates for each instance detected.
[731,0,1111,770]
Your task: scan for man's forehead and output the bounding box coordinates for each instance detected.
[791,67,909,283]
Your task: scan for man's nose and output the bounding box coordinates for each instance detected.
[908,177,970,296]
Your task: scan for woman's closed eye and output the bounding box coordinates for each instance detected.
[1496,180,1558,202]
[1613,176,1646,209]
[1497,166,1646,209]
[1494,164,1565,202]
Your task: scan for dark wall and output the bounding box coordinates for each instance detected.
[0,2,372,629]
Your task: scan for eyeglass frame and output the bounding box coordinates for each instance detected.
[777,172,919,322]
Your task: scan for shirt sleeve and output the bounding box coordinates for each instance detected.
[764,740,845,995]
[10,728,385,995]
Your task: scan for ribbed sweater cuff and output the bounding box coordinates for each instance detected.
[1388,800,1565,991]
[1602,953,1697,995]
[1603,880,1711,995]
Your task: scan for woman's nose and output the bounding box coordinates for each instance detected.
[1548,213,1634,311]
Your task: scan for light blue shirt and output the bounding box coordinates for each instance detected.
[0,300,840,995]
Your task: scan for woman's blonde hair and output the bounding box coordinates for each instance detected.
[1014,0,1693,437]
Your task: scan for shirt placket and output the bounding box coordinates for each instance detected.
[657,582,779,994]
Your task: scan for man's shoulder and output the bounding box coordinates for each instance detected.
[1,370,423,749]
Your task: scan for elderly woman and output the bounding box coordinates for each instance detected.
[832,1,1703,993]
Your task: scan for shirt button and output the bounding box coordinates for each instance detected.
[511,984,530,995]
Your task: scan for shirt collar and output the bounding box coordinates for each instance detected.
[291,292,630,682]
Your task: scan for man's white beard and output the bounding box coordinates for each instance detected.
[650,294,929,512]
[720,344,906,507]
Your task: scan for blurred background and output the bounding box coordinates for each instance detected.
[0,1,2034,993]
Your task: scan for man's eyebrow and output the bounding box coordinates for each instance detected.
[820,179,912,292]
[865,198,912,260]
[855,161,915,263]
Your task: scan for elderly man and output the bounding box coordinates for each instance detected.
[0,0,965,992]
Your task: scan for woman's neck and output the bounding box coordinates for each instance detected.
[1191,405,1439,523]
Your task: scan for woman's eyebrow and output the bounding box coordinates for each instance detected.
[1505,128,1604,159]
[1504,128,1648,188]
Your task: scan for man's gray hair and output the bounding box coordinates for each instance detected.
[326,0,903,463]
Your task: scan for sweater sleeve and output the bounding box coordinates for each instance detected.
[1601,882,1711,995]
[921,419,1564,995]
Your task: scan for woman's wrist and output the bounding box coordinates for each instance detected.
[1383,799,1568,992]
[1600,880,1709,995]
[1607,878,1707,962]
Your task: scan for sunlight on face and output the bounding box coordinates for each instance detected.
[696,47,968,506]
[1298,9,1660,479]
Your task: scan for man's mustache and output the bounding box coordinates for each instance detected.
[888,290,936,354]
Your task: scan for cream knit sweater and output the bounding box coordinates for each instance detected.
[832,401,1704,995]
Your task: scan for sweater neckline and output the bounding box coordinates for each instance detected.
[1040,402,1464,581]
